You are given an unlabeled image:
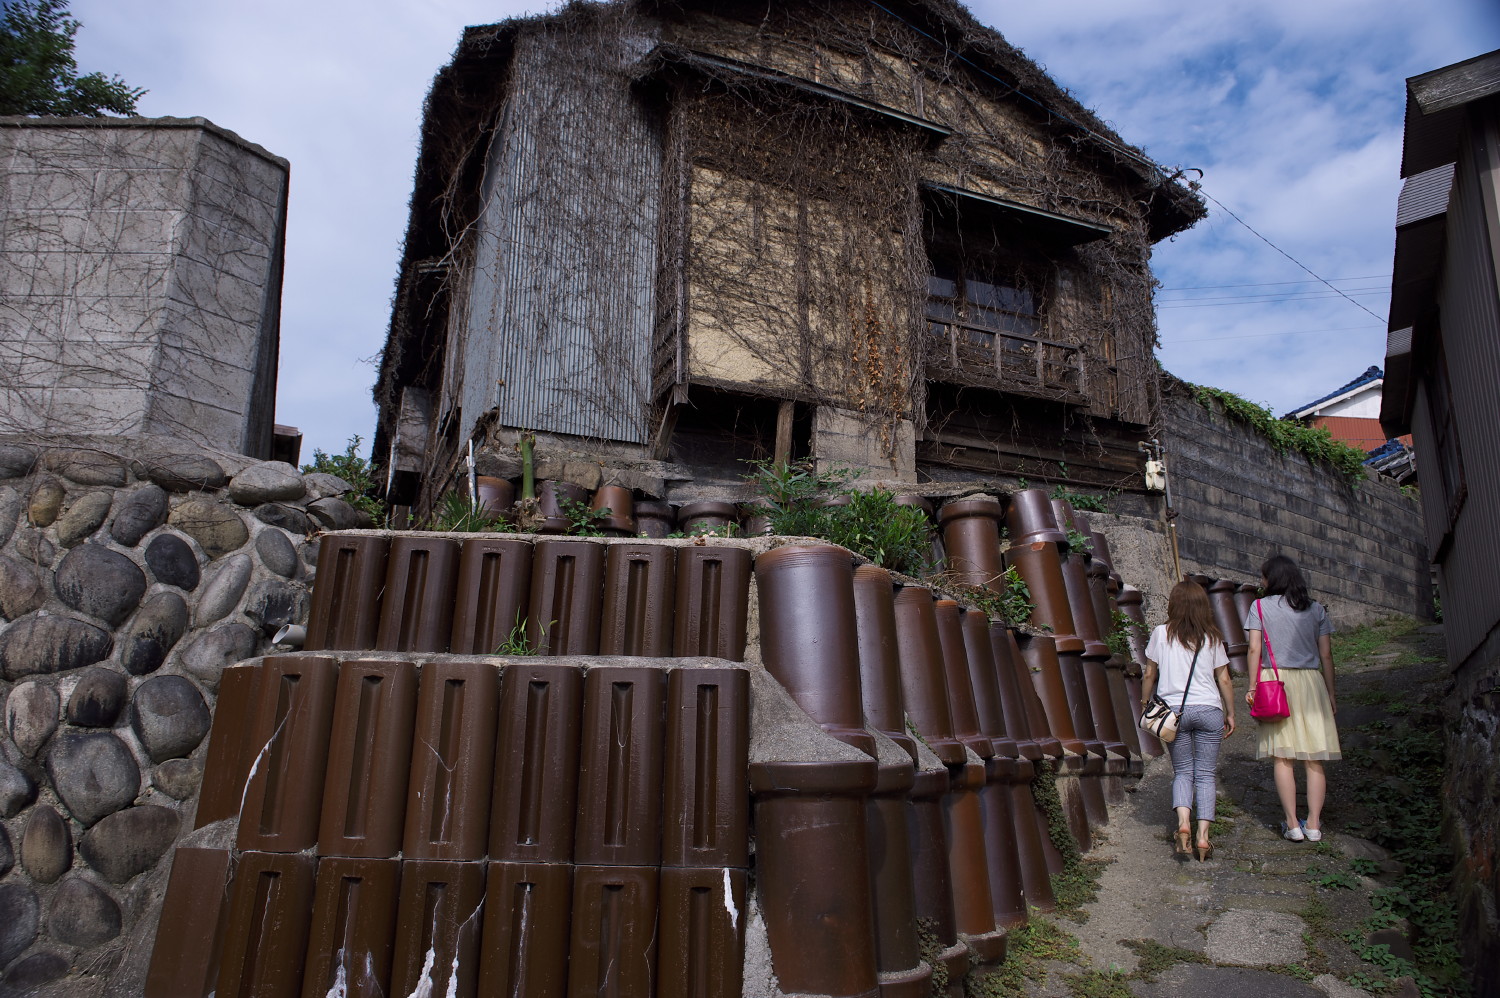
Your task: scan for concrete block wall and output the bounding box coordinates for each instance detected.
[0,118,288,457]
[1161,394,1429,625]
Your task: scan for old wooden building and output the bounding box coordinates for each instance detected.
[373,0,1205,506]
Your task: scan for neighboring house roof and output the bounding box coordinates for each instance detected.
[1286,366,1383,419]
[1364,438,1417,484]
[1309,415,1390,451]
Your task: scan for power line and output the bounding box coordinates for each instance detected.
[1157,290,1390,309]
[1191,190,1388,323]
[1161,323,1381,343]
[1158,285,1388,302]
[862,0,1391,327]
[1160,276,1385,291]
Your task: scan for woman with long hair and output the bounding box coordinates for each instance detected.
[1141,580,1236,860]
[1244,554,1339,841]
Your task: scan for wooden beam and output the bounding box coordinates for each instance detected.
[773,399,796,467]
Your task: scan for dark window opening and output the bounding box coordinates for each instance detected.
[667,386,811,477]
[922,206,1084,402]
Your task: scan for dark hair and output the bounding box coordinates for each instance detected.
[1166,580,1224,651]
[1261,554,1312,611]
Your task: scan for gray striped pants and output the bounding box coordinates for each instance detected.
[1168,704,1224,820]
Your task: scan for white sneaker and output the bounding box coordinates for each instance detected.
[1281,821,1305,842]
[1302,822,1323,842]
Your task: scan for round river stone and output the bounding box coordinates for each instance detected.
[121,591,190,676]
[110,485,169,546]
[19,804,71,884]
[168,498,248,558]
[79,804,179,883]
[54,544,147,626]
[130,675,210,762]
[47,876,121,947]
[67,667,128,727]
[144,532,201,590]
[47,732,140,826]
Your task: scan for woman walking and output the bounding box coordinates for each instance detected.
[1244,554,1340,841]
[1141,581,1237,860]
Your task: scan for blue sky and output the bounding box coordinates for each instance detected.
[69,0,1500,461]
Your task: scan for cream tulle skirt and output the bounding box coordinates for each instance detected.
[1255,668,1341,761]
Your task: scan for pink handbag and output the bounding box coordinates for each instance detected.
[1250,599,1291,721]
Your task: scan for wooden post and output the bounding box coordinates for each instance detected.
[774,399,796,467]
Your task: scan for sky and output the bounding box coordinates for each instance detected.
[67,0,1500,462]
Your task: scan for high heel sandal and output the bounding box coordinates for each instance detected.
[1195,839,1214,862]
[1174,827,1192,856]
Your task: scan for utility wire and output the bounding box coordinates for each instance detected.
[863,0,1391,326]
[1161,276,1385,291]
[1192,189,1388,323]
[1158,286,1387,302]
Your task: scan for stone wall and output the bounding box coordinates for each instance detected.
[0,434,368,996]
[0,117,288,458]
[1446,626,1500,993]
[1158,390,1429,627]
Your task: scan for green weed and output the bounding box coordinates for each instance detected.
[1120,940,1207,981]
[426,491,509,532]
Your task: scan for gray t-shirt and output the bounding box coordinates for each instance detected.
[1244,595,1332,670]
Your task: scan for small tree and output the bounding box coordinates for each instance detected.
[0,0,144,116]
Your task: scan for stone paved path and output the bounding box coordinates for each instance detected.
[1013,661,1437,998]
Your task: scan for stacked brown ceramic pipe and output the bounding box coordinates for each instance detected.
[146,531,755,998]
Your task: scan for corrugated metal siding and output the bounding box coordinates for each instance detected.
[459,31,661,445]
[1396,163,1454,227]
[1433,107,1500,665]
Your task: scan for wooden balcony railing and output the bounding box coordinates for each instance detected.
[926,321,1087,402]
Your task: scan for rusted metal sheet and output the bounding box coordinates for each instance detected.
[478,862,574,998]
[145,848,234,998]
[489,663,584,865]
[574,666,666,866]
[237,656,339,853]
[674,547,751,660]
[390,860,487,998]
[305,535,389,652]
[449,537,534,655]
[403,660,500,861]
[317,659,418,858]
[215,851,317,998]
[663,667,750,869]
[302,857,400,998]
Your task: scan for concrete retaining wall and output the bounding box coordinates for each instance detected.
[0,117,288,457]
[1160,392,1428,627]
